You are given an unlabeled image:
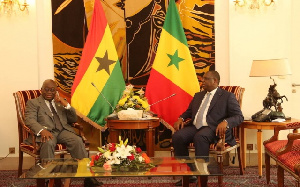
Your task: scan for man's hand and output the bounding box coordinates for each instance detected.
[216,121,228,138]
[174,118,184,131]
[54,92,68,107]
[40,129,53,142]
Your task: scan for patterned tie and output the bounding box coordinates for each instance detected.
[49,102,63,131]
[195,93,211,129]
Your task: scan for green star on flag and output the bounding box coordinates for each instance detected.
[167,49,184,70]
[145,0,199,130]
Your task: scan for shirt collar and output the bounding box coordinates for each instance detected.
[206,87,218,97]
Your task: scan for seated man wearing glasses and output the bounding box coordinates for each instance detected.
[25,79,102,187]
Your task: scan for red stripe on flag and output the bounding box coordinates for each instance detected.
[146,69,194,127]
[71,0,107,95]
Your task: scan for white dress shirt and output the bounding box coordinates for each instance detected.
[193,87,217,127]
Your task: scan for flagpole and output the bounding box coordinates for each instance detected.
[99,129,102,147]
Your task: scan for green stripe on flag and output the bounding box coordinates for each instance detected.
[163,0,188,46]
[87,60,125,126]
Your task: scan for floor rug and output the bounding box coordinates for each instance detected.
[0,166,297,186]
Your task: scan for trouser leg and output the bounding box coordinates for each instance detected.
[172,125,198,157]
[57,130,88,159]
[39,136,57,160]
[193,126,217,157]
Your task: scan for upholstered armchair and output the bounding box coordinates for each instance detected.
[263,122,300,185]
[276,132,300,186]
[13,90,89,176]
[171,86,245,186]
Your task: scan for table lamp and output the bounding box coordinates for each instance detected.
[249,59,292,120]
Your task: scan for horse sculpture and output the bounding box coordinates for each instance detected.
[263,79,288,112]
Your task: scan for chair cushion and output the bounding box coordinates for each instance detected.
[276,141,300,172]
[265,140,300,156]
[265,140,288,157]
[278,151,300,172]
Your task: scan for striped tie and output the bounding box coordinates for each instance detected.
[195,93,211,129]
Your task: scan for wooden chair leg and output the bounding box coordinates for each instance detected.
[265,153,271,184]
[277,165,284,187]
[48,179,54,187]
[199,176,208,187]
[48,179,62,187]
[237,146,244,175]
[217,154,224,186]
[37,179,46,187]
[63,178,70,187]
[18,150,23,177]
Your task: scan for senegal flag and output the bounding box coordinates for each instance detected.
[145,0,200,130]
[71,0,125,129]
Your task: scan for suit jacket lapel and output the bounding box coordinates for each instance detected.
[208,87,223,113]
[37,96,53,119]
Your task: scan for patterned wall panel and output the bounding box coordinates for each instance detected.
[52,0,215,149]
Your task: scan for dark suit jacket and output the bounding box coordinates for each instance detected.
[25,95,77,142]
[180,87,244,145]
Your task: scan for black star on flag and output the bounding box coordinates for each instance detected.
[95,51,115,75]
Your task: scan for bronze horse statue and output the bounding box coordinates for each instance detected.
[263,80,288,112]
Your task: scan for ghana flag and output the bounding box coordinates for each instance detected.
[71,0,125,128]
[145,0,200,130]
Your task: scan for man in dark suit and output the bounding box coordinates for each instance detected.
[25,79,102,187]
[172,71,244,186]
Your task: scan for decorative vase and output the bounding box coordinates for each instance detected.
[117,109,143,120]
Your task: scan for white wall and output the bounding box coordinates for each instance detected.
[290,0,300,120]
[227,0,299,150]
[0,0,299,157]
[0,0,53,157]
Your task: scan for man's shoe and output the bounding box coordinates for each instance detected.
[84,178,103,187]
[175,176,197,186]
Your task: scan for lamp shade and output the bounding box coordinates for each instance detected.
[249,59,292,77]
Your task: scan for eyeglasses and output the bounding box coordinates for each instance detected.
[43,87,56,92]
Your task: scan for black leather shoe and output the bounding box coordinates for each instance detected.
[84,178,103,187]
[175,176,198,186]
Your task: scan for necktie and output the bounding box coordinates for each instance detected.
[49,102,63,131]
[195,93,211,129]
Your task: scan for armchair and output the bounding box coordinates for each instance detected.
[263,122,300,185]
[171,86,245,186]
[276,132,300,186]
[13,90,89,176]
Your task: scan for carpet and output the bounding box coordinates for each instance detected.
[0,166,296,187]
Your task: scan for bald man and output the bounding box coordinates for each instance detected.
[25,79,101,186]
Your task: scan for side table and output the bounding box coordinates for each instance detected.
[106,118,160,157]
[240,118,300,177]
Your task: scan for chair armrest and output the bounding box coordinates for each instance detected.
[276,133,300,156]
[21,123,40,154]
[263,122,300,145]
[216,136,226,151]
[72,123,89,145]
